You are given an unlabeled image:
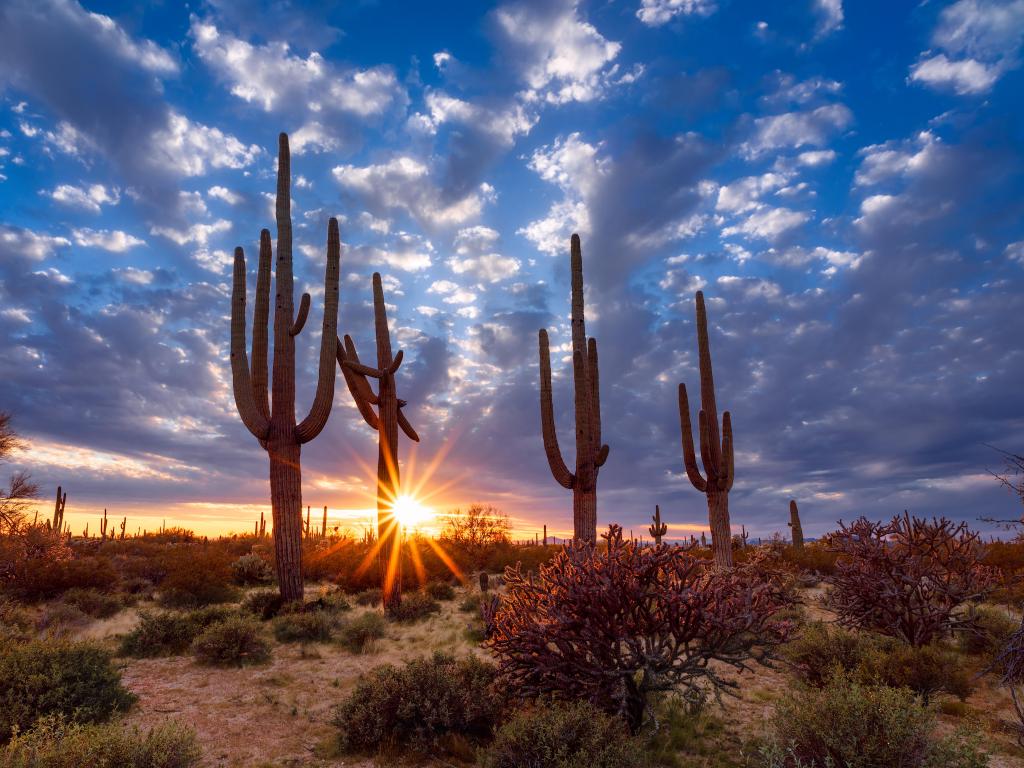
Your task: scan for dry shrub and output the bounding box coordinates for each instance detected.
[229,553,274,586]
[157,546,236,607]
[826,514,999,645]
[119,606,236,657]
[337,611,387,653]
[59,587,122,619]
[489,525,793,733]
[272,609,336,643]
[385,590,440,623]
[191,615,270,666]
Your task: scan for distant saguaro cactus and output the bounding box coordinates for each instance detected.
[649,505,667,545]
[100,508,108,541]
[678,291,735,568]
[119,516,126,540]
[51,486,66,536]
[230,133,341,603]
[538,234,609,544]
[337,272,419,610]
[789,500,804,549]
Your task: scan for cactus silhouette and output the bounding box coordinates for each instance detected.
[337,272,419,610]
[678,291,735,568]
[51,486,66,537]
[649,505,668,545]
[100,508,108,541]
[789,499,804,549]
[537,234,609,544]
[230,132,341,603]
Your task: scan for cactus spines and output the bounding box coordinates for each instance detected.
[538,234,609,544]
[230,132,341,603]
[52,486,66,535]
[679,291,735,568]
[649,505,668,545]
[789,499,804,549]
[337,271,419,611]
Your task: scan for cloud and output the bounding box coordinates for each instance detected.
[743,104,853,157]
[812,0,844,38]
[909,0,1024,94]
[71,228,145,252]
[0,224,70,261]
[448,226,521,282]
[150,113,260,177]
[722,207,810,240]
[636,0,716,27]
[47,183,120,213]
[207,185,242,205]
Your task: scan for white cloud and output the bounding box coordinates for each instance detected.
[722,207,810,240]
[289,121,341,155]
[207,185,242,205]
[71,228,145,252]
[116,267,154,285]
[743,104,852,157]
[419,91,536,146]
[909,54,999,94]
[417,305,441,317]
[82,5,178,74]
[518,199,589,256]
[855,131,941,186]
[527,132,608,196]
[636,0,716,26]
[797,149,837,166]
[150,219,231,247]
[47,183,120,213]
[1005,240,1024,264]
[0,225,70,261]
[495,0,625,104]
[448,226,521,282]
[813,0,844,38]
[716,172,790,214]
[150,113,260,177]
[428,280,459,295]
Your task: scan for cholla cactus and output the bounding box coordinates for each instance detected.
[337,272,419,610]
[789,500,804,549]
[649,505,668,545]
[678,291,735,568]
[538,234,609,544]
[230,133,341,603]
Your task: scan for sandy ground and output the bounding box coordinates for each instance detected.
[68,584,1024,768]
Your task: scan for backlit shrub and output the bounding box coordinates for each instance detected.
[272,609,336,643]
[191,615,270,666]
[337,611,387,653]
[385,590,440,623]
[230,553,274,586]
[826,514,999,645]
[60,587,123,619]
[119,606,236,657]
[157,547,237,608]
[0,640,136,741]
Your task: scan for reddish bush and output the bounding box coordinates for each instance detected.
[488,525,793,732]
[826,514,999,646]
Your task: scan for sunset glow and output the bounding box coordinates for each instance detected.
[391,495,434,530]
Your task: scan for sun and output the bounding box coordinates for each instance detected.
[391,494,433,530]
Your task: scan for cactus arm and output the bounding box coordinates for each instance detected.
[343,358,384,379]
[290,292,310,336]
[337,339,380,430]
[296,217,341,444]
[595,444,609,467]
[678,384,707,492]
[587,336,607,459]
[372,272,393,369]
[251,229,272,420]
[397,408,419,442]
[342,335,381,404]
[230,246,271,440]
[721,411,734,491]
[572,349,593,473]
[387,349,403,374]
[695,291,722,467]
[539,329,574,490]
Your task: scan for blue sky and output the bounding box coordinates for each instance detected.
[0,0,1022,539]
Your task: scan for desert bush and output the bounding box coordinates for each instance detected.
[826,514,999,645]
[337,611,387,653]
[191,615,270,666]
[957,605,1017,657]
[157,547,236,608]
[0,598,33,644]
[763,671,988,768]
[241,589,284,620]
[988,613,1024,744]
[272,609,336,643]
[8,550,117,602]
[425,581,456,601]
[386,590,440,623]
[1,715,201,768]
[332,652,501,753]
[0,640,135,740]
[353,587,382,606]
[459,592,482,613]
[779,542,838,576]
[481,700,639,768]
[35,602,90,637]
[489,526,792,732]
[874,642,974,705]
[119,606,235,657]
[230,553,274,586]
[783,621,878,687]
[60,587,122,619]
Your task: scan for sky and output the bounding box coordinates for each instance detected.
[0,0,1022,541]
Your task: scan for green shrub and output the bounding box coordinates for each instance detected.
[272,610,336,643]
[35,602,90,637]
[385,590,440,623]
[763,672,988,768]
[481,701,640,768]
[957,606,1017,657]
[783,622,875,687]
[1,715,201,767]
[872,642,974,705]
[0,598,33,644]
[11,556,118,602]
[332,653,500,753]
[157,548,237,608]
[425,581,456,601]
[191,615,270,666]
[0,640,136,741]
[60,587,123,619]
[241,589,284,620]
[230,553,274,586]
[353,588,382,606]
[337,611,387,653]
[119,606,236,657]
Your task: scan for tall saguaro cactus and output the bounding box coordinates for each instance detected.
[51,486,66,536]
[789,499,804,549]
[537,234,609,544]
[230,133,341,604]
[337,272,419,610]
[678,291,735,568]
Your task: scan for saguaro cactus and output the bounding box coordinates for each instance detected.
[230,132,341,604]
[337,272,419,610]
[649,505,667,545]
[789,499,804,549]
[678,291,735,568]
[51,486,66,535]
[537,234,609,544]
[119,517,126,540]
[100,508,108,541]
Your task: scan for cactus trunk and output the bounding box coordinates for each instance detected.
[269,437,304,601]
[789,499,804,549]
